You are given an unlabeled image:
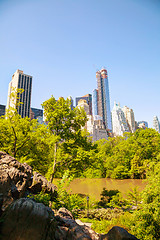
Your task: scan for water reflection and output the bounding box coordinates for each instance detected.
[53,178,147,200]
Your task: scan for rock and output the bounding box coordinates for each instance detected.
[0,193,3,217]
[0,198,55,240]
[0,151,32,209]
[56,207,98,240]
[0,198,140,240]
[57,207,74,220]
[29,171,57,197]
[101,226,140,240]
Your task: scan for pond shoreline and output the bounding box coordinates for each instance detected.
[53,178,147,200]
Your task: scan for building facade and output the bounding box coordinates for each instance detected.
[30,107,43,120]
[94,68,112,130]
[122,105,136,133]
[112,102,130,136]
[76,94,92,115]
[92,89,98,116]
[137,121,148,129]
[0,104,5,116]
[7,69,32,118]
[77,99,108,141]
[153,116,160,132]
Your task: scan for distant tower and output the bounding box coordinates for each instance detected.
[92,89,98,116]
[7,69,32,118]
[112,102,129,136]
[95,68,112,130]
[122,105,136,133]
[153,116,160,132]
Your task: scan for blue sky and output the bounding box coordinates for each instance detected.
[0,0,160,127]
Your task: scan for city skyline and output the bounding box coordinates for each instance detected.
[0,0,160,127]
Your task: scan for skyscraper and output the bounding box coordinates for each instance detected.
[92,89,98,116]
[122,105,136,133]
[7,69,32,118]
[112,102,130,136]
[153,116,160,132]
[93,68,112,130]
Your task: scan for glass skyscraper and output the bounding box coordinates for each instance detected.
[7,69,32,118]
[93,68,112,130]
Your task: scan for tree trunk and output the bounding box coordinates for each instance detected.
[50,142,57,182]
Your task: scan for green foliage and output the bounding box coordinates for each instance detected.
[129,162,160,240]
[90,211,133,234]
[77,208,123,220]
[98,188,120,208]
[28,192,51,207]
[127,186,142,206]
[96,128,160,179]
[51,171,86,212]
[42,96,96,179]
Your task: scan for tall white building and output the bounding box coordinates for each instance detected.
[112,102,130,136]
[77,99,108,141]
[122,106,135,133]
[7,69,32,118]
[153,116,160,133]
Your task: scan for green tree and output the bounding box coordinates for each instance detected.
[42,96,94,180]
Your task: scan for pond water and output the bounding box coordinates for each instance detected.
[53,178,147,200]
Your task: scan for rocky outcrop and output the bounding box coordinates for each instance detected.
[0,152,139,240]
[0,151,56,210]
[29,171,56,197]
[101,226,139,240]
[0,151,32,209]
[0,198,97,240]
[0,198,55,240]
[0,198,140,240]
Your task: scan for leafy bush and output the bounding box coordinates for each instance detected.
[91,212,133,234]
[51,171,86,213]
[98,188,120,208]
[74,208,124,220]
[28,191,51,207]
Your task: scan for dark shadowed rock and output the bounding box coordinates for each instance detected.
[29,171,57,197]
[0,198,140,240]
[0,151,32,209]
[1,198,56,240]
[101,226,140,240]
[0,193,3,217]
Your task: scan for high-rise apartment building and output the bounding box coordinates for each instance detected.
[122,105,136,133]
[7,69,32,118]
[93,68,112,130]
[76,94,92,115]
[112,102,130,136]
[92,89,98,116]
[153,116,160,132]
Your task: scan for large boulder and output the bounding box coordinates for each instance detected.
[0,151,32,209]
[0,198,97,240]
[29,171,57,197]
[0,198,140,240]
[101,226,140,240]
[0,198,56,240]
